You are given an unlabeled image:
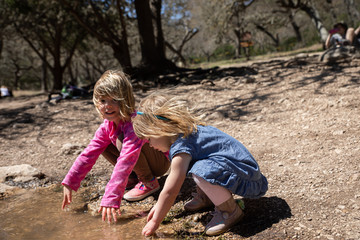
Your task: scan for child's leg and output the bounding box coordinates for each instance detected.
[123,143,170,201]
[193,174,244,236]
[193,174,231,205]
[102,141,138,189]
[105,137,169,182]
[346,27,355,44]
[184,173,217,211]
[184,184,214,211]
[101,143,118,166]
[134,142,170,182]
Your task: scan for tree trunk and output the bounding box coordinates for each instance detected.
[68,64,76,84]
[345,0,360,27]
[114,0,133,74]
[164,41,187,65]
[52,61,64,90]
[299,2,328,43]
[134,0,176,75]
[152,0,166,60]
[60,0,133,74]
[276,0,328,45]
[255,24,279,47]
[134,0,160,67]
[234,28,242,58]
[289,12,302,42]
[0,33,3,59]
[13,64,20,90]
[41,47,48,92]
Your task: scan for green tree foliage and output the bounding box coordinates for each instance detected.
[60,0,133,74]
[0,0,12,59]
[6,0,87,90]
[61,0,176,77]
[212,44,236,61]
[1,0,359,91]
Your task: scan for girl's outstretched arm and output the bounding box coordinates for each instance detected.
[142,153,191,236]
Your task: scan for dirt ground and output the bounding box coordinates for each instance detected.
[0,52,359,239]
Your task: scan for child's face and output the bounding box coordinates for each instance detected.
[98,96,121,123]
[148,136,172,153]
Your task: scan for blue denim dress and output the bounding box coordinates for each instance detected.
[169,125,268,199]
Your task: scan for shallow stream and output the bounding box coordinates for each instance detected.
[0,185,172,240]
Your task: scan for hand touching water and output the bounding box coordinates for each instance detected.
[62,185,120,223]
[98,206,121,223]
[62,185,72,209]
[142,206,160,236]
[141,153,191,237]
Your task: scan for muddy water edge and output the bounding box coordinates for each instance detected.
[0,184,176,240]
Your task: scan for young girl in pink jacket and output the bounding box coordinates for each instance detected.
[61,70,169,223]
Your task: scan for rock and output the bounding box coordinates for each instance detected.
[206,111,225,121]
[87,198,101,216]
[0,183,16,192]
[200,79,215,86]
[295,53,308,59]
[0,164,44,183]
[61,143,84,155]
[332,130,345,135]
[350,173,359,182]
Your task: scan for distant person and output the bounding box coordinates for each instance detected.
[0,85,13,98]
[61,70,170,223]
[48,83,89,103]
[240,31,254,60]
[353,25,360,47]
[132,93,268,236]
[325,22,355,49]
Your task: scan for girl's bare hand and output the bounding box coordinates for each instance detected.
[142,219,159,236]
[62,185,72,210]
[98,206,121,223]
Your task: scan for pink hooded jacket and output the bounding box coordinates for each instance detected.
[62,118,145,208]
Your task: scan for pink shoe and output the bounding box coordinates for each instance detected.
[123,178,160,201]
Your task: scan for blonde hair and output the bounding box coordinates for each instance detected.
[93,70,135,120]
[132,92,205,139]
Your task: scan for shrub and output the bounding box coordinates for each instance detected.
[211,44,236,61]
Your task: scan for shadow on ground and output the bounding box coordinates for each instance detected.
[153,177,292,239]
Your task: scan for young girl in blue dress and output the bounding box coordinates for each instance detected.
[132,93,268,236]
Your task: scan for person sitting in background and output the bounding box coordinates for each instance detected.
[0,85,13,98]
[48,83,90,103]
[353,25,360,47]
[325,22,355,49]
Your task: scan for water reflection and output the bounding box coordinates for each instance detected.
[0,185,160,240]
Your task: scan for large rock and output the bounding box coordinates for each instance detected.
[0,164,43,183]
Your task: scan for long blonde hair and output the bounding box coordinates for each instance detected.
[93,70,135,120]
[132,92,205,139]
